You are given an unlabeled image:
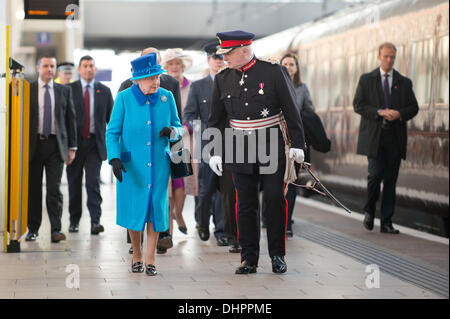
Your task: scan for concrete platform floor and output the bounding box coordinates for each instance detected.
[0,183,446,299]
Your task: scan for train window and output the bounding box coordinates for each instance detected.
[349,54,363,101]
[396,45,408,75]
[410,39,433,106]
[330,58,346,107]
[314,61,329,110]
[366,50,378,72]
[437,35,449,105]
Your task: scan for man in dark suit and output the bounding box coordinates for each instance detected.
[66,56,114,234]
[184,41,234,249]
[26,56,77,243]
[118,47,182,254]
[353,42,419,234]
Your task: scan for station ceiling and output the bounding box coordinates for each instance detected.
[83,0,359,50]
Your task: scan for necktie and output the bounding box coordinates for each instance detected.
[383,73,391,109]
[82,85,90,139]
[43,84,52,137]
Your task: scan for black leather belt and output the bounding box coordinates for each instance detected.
[38,134,56,140]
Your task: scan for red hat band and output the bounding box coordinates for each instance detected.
[220,39,252,49]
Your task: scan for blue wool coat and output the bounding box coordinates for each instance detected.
[106,85,183,232]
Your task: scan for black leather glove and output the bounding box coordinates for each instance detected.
[160,126,174,138]
[110,158,126,183]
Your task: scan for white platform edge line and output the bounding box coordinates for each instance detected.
[295,197,449,246]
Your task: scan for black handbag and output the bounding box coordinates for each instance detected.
[169,141,193,179]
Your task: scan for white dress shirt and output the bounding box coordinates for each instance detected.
[80,78,95,133]
[38,78,56,135]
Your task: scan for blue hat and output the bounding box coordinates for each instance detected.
[130,52,166,81]
[216,30,255,54]
[203,40,223,59]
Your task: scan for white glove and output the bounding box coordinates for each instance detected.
[209,155,223,176]
[289,148,305,164]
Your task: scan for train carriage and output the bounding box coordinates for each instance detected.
[254,0,449,236]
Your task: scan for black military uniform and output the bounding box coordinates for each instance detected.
[208,31,305,274]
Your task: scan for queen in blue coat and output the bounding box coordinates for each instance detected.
[106,53,183,275]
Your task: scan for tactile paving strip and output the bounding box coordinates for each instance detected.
[295,221,449,298]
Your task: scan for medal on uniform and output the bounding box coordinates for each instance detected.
[261,108,269,118]
[239,73,245,86]
[258,83,264,95]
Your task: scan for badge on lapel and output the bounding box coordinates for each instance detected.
[96,89,100,93]
[161,95,167,102]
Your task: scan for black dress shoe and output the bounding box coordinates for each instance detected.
[380,224,400,234]
[129,245,133,254]
[216,236,229,246]
[363,212,374,231]
[69,224,79,233]
[228,243,242,253]
[198,227,210,241]
[131,261,144,273]
[51,232,66,243]
[156,247,167,254]
[145,264,157,276]
[91,224,104,235]
[25,232,37,241]
[158,234,173,249]
[271,256,287,274]
[235,261,257,274]
[286,229,293,237]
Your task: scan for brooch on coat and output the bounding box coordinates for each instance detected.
[161,95,167,102]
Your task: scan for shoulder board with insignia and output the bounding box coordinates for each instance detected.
[258,57,280,65]
[218,65,229,73]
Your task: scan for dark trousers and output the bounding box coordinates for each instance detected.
[28,136,64,234]
[285,184,297,231]
[66,137,103,226]
[220,168,237,241]
[196,162,224,238]
[233,164,287,266]
[364,128,402,225]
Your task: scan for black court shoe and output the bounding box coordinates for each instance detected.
[380,224,400,234]
[68,224,79,233]
[229,243,242,253]
[363,212,374,231]
[25,232,38,241]
[235,261,257,274]
[146,264,157,276]
[271,256,287,274]
[131,261,144,273]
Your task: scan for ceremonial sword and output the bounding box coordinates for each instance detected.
[291,162,353,214]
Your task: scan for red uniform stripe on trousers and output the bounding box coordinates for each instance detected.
[232,175,241,260]
[231,175,239,242]
[283,183,288,256]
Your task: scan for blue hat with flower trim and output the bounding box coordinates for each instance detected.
[130,52,166,81]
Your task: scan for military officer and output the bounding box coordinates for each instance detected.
[208,31,306,274]
[184,41,240,251]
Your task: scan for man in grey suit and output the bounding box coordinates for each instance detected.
[184,41,238,250]
[26,56,77,243]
